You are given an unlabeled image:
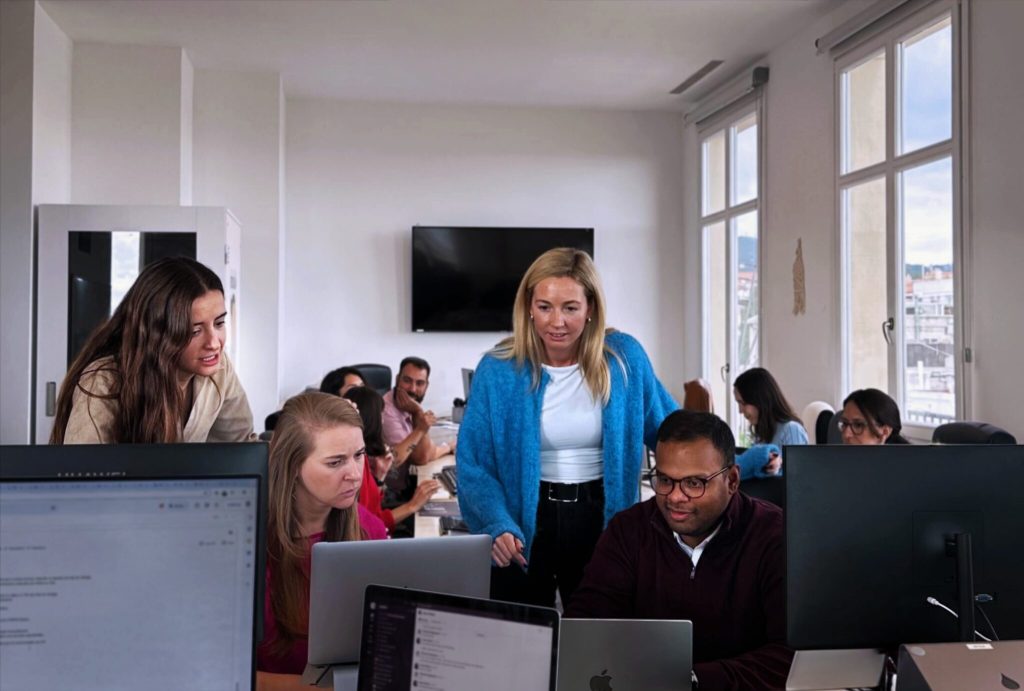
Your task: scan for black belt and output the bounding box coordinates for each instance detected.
[540,478,603,503]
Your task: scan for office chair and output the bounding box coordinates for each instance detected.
[683,378,714,413]
[351,363,393,396]
[741,476,785,510]
[932,421,1017,444]
[800,401,834,444]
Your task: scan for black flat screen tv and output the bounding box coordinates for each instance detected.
[411,226,594,332]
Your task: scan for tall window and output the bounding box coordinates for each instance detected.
[838,4,961,431]
[701,108,760,438]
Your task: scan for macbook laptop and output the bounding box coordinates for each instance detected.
[557,618,693,691]
[357,584,560,691]
[303,534,491,685]
[896,640,1024,691]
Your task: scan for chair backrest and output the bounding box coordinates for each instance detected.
[815,410,834,445]
[932,421,1017,445]
[826,411,844,444]
[351,363,393,396]
[683,378,714,413]
[801,401,835,444]
[741,476,785,510]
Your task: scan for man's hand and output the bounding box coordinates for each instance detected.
[491,532,528,568]
[414,409,437,432]
[394,386,422,415]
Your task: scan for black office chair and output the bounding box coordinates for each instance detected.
[351,363,393,396]
[741,476,785,510]
[815,410,834,445]
[932,421,1017,444]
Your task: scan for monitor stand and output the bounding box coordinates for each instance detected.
[332,664,358,691]
[785,649,886,690]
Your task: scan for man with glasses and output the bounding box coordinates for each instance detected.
[566,410,791,690]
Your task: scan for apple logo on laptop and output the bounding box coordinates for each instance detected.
[589,669,613,691]
[1002,673,1020,690]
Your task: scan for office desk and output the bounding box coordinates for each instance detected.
[409,453,457,538]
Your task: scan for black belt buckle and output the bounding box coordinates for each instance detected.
[545,482,580,503]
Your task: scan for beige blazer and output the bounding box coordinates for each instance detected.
[63,353,255,443]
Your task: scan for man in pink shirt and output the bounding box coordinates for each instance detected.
[381,357,455,495]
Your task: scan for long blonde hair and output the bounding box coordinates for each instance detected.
[492,247,618,402]
[266,392,365,655]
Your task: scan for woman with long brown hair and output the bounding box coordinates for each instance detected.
[258,392,386,688]
[50,257,254,444]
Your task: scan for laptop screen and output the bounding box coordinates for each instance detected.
[358,585,559,691]
[0,476,260,691]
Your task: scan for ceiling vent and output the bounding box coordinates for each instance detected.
[670,60,724,95]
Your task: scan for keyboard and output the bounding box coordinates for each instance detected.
[437,465,458,496]
[440,515,470,534]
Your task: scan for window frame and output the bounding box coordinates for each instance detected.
[698,96,765,436]
[835,0,968,439]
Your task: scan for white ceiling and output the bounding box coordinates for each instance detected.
[41,0,842,112]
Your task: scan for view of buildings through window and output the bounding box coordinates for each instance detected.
[701,110,759,439]
[840,11,956,427]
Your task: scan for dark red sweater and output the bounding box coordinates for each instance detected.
[565,492,792,691]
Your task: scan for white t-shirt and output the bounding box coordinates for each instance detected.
[539,363,604,483]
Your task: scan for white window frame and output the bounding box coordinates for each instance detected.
[698,96,765,436]
[835,0,968,440]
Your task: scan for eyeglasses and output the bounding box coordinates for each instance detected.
[837,418,869,435]
[646,465,732,499]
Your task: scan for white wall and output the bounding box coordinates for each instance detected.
[193,69,286,428]
[71,43,189,205]
[32,1,72,205]
[0,0,37,443]
[967,0,1024,435]
[283,100,687,414]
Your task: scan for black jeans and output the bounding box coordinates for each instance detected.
[490,479,604,609]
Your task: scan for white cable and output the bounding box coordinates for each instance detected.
[925,596,993,642]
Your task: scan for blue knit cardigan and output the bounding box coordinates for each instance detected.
[456,331,678,558]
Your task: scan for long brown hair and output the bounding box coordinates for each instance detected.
[733,367,801,444]
[266,392,366,655]
[492,247,620,402]
[49,257,224,444]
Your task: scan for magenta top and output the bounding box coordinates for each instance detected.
[257,504,387,675]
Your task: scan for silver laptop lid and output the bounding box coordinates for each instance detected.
[306,534,491,666]
[357,585,559,691]
[557,618,693,691]
[897,641,1024,691]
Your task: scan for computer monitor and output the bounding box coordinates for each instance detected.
[357,585,559,691]
[305,535,491,675]
[461,368,474,401]
[785,444,1024,650]
[0,443,268,691]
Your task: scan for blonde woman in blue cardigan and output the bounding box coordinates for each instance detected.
[456,248,677,609]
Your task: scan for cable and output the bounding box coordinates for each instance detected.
[974,602,1000,641]
[925,596,992,642]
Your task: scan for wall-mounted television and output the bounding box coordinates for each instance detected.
[411,226,594,332]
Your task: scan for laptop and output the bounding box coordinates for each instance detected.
[0,443,267,691]
[557,618,693,691]
[896,640,1024,691]
[357,584,560,691]
[303,534,492,685]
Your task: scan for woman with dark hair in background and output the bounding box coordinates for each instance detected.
[51,256,254,444]
[342,386,440,533]
[319,366,365,397]
[258,392,385,690]
[733,367,808,478]
[839,388,910,445]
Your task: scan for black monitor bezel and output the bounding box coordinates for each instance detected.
[785,443,1024,650]
[0,442,268,690]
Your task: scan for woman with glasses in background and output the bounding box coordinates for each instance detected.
[838,388,910,445]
